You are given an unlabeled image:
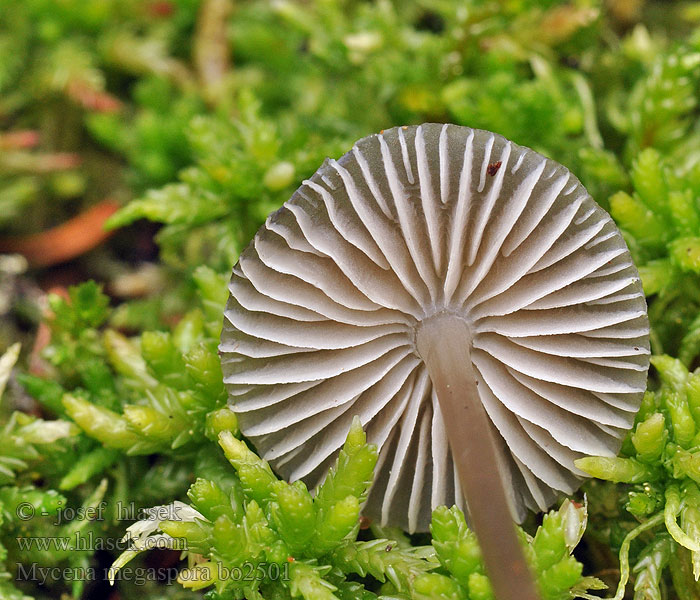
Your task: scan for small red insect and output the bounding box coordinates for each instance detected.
[487,161,502,176]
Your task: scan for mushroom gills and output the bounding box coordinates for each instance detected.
[220,123,650,600]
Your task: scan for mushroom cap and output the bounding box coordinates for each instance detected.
[220,123,650,532]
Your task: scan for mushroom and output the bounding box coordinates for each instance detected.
[219,124,650,600]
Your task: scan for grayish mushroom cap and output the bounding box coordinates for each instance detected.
[219,123,650,533]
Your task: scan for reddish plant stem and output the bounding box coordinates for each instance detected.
[0,200,120,268]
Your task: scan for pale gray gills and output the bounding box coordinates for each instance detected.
[219,123,650,600]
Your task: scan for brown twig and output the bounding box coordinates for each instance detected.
[0,200,121,268]
[0,151,81,173]
[148,1,175,17]
[194,0,234,103]
[66,79,123,113]
[0,130,40,150]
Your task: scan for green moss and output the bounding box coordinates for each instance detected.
[5,1,700,599]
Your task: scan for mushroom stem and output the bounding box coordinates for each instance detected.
[416,315,540,600]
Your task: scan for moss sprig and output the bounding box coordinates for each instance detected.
[111,418,602,600]
[577,355,700,596]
